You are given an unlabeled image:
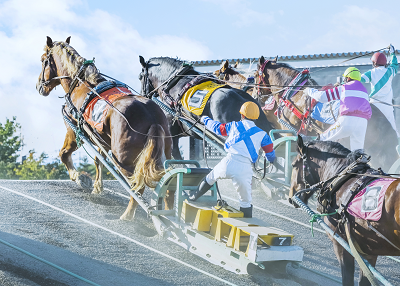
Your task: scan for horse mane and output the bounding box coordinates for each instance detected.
[265,62,301,86]
[46,41,103,85]
[305,140,368,172]
[148,57,199,81]
[151,56,183,67]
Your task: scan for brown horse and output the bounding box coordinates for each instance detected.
[213,60,255,94]
[289,137,400,286]
[253,56,398,171]
[252,56,323,131]
[36,36,172,220]
[213,59,287,129]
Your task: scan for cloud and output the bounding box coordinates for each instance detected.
[302,5,399,54]
[0,0,212,160]
[201,0,275,27]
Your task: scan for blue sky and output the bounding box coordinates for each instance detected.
[1,0,399,161]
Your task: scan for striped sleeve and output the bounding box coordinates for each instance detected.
[361,71,372,83]
[389,53,398,75]
[202,116,233,136]
[308,87,341,103]
[261,133,274,153]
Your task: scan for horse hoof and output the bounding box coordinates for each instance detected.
[120,208,136,221]
[76,174,93,191]
[92,182,103,195]
[119,213,134,221]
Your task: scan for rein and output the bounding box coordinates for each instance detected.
[257,60,271,97]
[296,145,372,200]
[255,62,322,135]
[42,48,202,139]
[309,46,389,74]
[39,51,70,89]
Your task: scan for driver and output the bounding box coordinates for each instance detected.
[361,44,399,141]
[303,67,371,151]
[189,102,276,218]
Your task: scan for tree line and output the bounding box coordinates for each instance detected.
[0,117,114,180]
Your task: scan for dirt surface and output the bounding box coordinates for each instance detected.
[0,179,398,286]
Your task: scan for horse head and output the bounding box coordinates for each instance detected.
[289,135,317,206]
[138,56,179,97]
[138,55,154,96]
[36,36,101,97]
[213,60,255,95]
[289,136,353,206]
[36,36,71,96]
[214,60,229,80]
[252,56,273,100]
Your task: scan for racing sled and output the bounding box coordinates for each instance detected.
[64,104,303,274]
[149,159,304,274]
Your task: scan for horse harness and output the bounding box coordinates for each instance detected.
[39,49,70,91]
[139,60,226,132]
[257,62,323,135]
[57,58,133,149]
[217,65,254,93]
[298,142,388,227]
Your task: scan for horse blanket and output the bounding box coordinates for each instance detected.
[180,81,226,115]
[347,178,396,221]
[83,87,131,132]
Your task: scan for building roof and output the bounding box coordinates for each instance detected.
[193,50,397,66]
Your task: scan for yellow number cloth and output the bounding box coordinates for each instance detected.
[180,81,226,115]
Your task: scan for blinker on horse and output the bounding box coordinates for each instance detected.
[36,36,172,220]
[289,136,400,286]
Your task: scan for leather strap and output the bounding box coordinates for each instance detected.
[345,222,380,286]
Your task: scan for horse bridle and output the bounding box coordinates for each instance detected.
[139,61,156,97]
[139,60,195,100]
[39,50,70,90]
[300,142,319,188]
[256,60,272,97]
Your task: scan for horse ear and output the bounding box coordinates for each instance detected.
[297,135,304,154]
[222,60,229,71]
[234,61,239,68]
[46,36,53,48]
[65,36,71,44]
[139,55,146,68]
[273,55,278,62]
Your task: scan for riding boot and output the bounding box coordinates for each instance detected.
[240,205,253,218]
[189,179,212,201]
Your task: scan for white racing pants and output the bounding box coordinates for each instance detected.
[205,153,253,208]
[371,102,400,137]
[320,115,368,151]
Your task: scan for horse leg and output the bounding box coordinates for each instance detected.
[120,186,145,221]
[59,128,92,190]
[358,255,377,286]
[163,135,175,210]
[331,237,355,286]
[92,148,104,195]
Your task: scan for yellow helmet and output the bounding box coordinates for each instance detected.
[240,101,260,120]
[342,67,361,81]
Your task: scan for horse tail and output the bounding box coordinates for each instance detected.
[129,124,166,190]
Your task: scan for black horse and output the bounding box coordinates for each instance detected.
[289,136,400,286]
[138,56,274,160]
